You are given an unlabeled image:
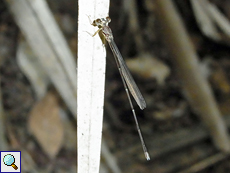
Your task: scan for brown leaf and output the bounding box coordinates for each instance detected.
[126,54,170,85]
[211,65,230,95]
[28,91,64,159]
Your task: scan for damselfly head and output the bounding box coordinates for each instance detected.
[105,16,111,23]
[92,16,111,28]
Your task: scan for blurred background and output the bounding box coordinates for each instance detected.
[2,0,230,172]
[0,0,77,172]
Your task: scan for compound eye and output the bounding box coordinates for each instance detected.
[106,16,111,23]
[96,19,101,23]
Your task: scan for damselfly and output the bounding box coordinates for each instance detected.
[90,16,150,161]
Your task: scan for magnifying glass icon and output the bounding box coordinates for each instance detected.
[3,154,18,170]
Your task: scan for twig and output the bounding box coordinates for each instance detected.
[155,0,230,152]
[178,152,229,173]
[190,0,221,41]
[205,0,230,38]
[191,0,230,42]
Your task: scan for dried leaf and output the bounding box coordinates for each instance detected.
[28,91,64,159]
[127,54,170,85]
[211,65,230,95]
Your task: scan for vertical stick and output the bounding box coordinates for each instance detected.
[155,0,230,152]
[78,0,110,173]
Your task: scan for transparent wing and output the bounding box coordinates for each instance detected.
[108,40,146,109]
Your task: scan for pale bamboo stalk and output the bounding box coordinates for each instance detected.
[78,0,110,172]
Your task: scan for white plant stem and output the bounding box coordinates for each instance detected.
[78,0,110,172]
